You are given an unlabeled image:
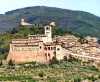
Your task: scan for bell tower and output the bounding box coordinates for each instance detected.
[45,25,52,42]
[44,22,56,42]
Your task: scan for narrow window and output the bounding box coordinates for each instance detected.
[45,53,47,60]
[48,53,50,59]
[51,47,54,50]
[46,27,50,30]
[48,53,50,57]
[40,46,41,49]
[48,47,50,50]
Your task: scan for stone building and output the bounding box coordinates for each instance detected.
[7,19,100,64]
[7,22,67,64]
[20,18,32,26]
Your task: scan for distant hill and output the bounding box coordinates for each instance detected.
[0,6,100,38]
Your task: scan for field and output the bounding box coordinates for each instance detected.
[0,60,100,82]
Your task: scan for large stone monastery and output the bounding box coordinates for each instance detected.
[7,21,67,64]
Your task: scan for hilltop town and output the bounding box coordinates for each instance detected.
[6,19,100,66]
[0,1,100,81]
[0,19,100,82]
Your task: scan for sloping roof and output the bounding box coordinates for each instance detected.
[28,34,46,37]
[11,38,42,44]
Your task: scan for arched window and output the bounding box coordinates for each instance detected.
[46,26,50,30]
[40,46,41,49]
[44,47,47,50]
[51,47,53,50]
[48,53,50,57]
[48,47,50,50]
[48,53,50,59]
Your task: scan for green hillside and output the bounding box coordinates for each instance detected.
[0,7,100,81]
[0,6,100,38]
[0,59,100,82]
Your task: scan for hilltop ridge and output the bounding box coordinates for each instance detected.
[0,6,100,38]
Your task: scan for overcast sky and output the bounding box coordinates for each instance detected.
[0,0,100,16]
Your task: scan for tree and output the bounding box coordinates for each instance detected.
[38,71,44,77]
[10,28,18,34]
[0,60,2,66]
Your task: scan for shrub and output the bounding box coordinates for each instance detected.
[50,56,59,64]
[8,59,15,66]
[38,71,44,77]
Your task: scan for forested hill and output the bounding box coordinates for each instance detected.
[0,6,100,38]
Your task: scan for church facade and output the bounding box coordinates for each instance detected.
[7,22,67,64]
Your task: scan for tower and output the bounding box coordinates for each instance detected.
[20,18,25,25]
[44,22,56,42]
[44,25,52,42]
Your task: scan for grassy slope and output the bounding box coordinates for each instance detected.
[0,60,100,82]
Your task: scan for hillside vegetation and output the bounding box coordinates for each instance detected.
[0,59,100,82]
[0,6,100,38]
[0,6,100,81]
